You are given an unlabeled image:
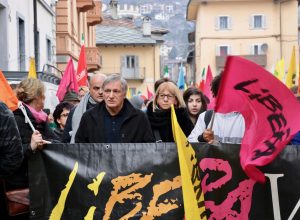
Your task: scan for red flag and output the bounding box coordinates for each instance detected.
[203,65,215,109]
[215,56,300,183]
[76,45,88,87]
[0,70,18,111]
[56,58,79,102]
[147,86,153,100]
[199,80,205,92]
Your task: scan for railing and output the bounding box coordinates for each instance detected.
[100,67,146,80]
[85,47,101,71]
[76,0,94,12]
[87,1,102,26]
[216,54,267,68]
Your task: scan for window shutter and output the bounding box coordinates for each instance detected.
[228,16,232,29]
[250,44,254,55]
[215,16,219,30]
[249,15,254,29]
[262,15,266,29]
[216,45,220,56]
[120,56,126,74]
[228,45,232,55]
[135,56,140,77]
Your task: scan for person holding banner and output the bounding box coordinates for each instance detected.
[188,74,245,144]
[147,81,193,142]
[5,79,57,191]
[75,74,155,143]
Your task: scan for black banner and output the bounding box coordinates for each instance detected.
[29,143,300,220]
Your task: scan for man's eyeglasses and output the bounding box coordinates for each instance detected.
[158,93,175,100]
[60,113,69,118]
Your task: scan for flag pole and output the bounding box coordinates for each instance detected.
[18,102,36,132]
[209,111,215,130]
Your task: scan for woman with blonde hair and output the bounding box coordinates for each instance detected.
[5,78,58,218]
[146,81,193,142]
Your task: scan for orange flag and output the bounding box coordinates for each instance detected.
[0,70,18,111]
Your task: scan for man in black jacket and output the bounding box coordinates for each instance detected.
[75,75,155,143]
[0,101,23,178]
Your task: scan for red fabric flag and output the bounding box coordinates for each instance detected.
[56,58,79,102]
[0,70,18,111]
[76,45,88,87]
[147,86,153,100]
[215,56,300,183]
[199,80,205,92]
[203,65,215,109]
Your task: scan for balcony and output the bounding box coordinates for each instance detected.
[87,1,102,26]
[86,47,101,72]
[216,54,267,68]
[76,0,95,12]
[121,68,145,81]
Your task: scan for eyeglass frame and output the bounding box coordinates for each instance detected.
[158,93,176,100]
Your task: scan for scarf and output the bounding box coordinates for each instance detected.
[70,93,97,143]
[23,102,48,124]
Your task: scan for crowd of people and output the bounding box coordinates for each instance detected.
[1,72,299,219]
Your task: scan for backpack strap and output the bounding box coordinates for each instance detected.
[204,110,214,128]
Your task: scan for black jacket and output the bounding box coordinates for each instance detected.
[75,99,155,143]
[0,102,23,178]
[146,102,194,142]
[6,105,59,189]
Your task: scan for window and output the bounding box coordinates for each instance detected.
[216,16,231,30]
[216,45,231,56]
[251,43,263,55]
[18,17,25,71]
[250,15,266,29]
[220,46,229,56]
[126,56,135,68]
[47,39,51,62]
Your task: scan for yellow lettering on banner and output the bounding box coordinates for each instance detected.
[84,206,96,220]
[141,176,182,220]
[103,173,153,220]
[49,162,79,220]
[88,172,106,196]
[171,105,207,220]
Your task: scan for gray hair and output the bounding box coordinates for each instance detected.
[102,74,128,93]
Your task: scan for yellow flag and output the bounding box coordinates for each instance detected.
[171,105,207,220]
[274,58,285,82]
[28,57,37,79]
[126,87,131,99]
[286,46,296,88]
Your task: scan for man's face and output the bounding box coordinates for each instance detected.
[89,78,105,103]
[103,81,126,113]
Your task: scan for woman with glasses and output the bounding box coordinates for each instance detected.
[183,87,207,126]
[146,81,193,142]
[53,102,74,140]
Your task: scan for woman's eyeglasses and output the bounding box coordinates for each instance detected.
[158,93,175,100]
[60,113,69,118]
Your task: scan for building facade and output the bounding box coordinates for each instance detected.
[96,16,168,96]
[187,0,299,81]
[56,0,102,73]
[0,0,56,72]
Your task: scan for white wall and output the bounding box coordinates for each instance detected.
[5,0,55,72]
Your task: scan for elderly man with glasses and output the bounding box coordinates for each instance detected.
[75,74,155,143]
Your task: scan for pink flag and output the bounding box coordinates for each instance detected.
[215,56,300,183]
[56,58,79,102]
[147,86,153,100]
[76,45,88,87]
[203,65,215,109]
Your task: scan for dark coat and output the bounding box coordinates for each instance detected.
[75,99,155,143]
[0,102,23,178]
[146,102,194,142]
[6,105,59,189]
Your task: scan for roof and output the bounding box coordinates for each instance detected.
[96,16,168,45]
[96,26,157,45]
